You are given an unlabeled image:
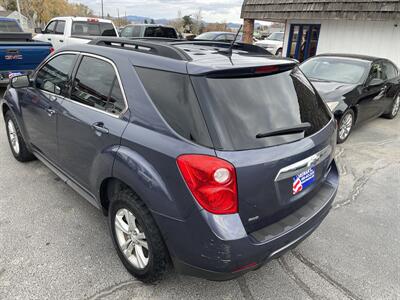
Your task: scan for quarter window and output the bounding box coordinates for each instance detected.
[71,56,125,114]
[35,54,76,96]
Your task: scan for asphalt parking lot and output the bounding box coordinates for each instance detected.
[0,86,399,300]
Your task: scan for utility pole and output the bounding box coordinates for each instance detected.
[16,0,22,27]
[101,0,104,18]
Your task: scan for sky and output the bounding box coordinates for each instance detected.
[70,0,246,23]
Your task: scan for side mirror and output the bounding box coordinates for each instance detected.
[34,27,43,34]
[10,75,31,89]
[368,78,384,87]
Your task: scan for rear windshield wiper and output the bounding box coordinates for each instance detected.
[256,122,311,139]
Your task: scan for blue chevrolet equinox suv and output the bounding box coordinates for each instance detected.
[1,38,339,283]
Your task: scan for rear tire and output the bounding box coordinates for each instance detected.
[4,111,35,162]
[109,187,169,283]
[337,109,354,144]
[382,95,400,119]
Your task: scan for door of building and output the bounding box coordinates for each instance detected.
[287,24,321,62]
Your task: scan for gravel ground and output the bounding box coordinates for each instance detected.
[0,87,399,299]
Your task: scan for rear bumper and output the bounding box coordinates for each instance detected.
[156,160,339,281]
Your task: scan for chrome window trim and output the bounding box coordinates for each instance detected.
[35,51,129,119]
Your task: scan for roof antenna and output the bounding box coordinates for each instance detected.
[221,25,242,56]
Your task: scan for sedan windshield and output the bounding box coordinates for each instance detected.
[195,32,217,40]
[300,57,369,84]
[267,32,284,41]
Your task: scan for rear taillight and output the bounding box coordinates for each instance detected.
[177,155,238,215]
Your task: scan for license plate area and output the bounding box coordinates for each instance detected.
[293,167,315,195]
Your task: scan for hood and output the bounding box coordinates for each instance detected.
[310,80,357,102]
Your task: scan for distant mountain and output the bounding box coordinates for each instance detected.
[125,15,169,25]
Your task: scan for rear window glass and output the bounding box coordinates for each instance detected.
[0,20,22,32]
[71,21,116,36]
[191,67,331,150]
[136,67,212,147]
[144,27,177,38]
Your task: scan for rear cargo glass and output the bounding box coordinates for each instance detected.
[144,27,177,38]
[136,67,213,148]
[0,20,22,32]
[191,67,331,150]
[71,22,116,36]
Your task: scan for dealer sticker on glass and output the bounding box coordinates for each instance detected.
[292,167,316,195]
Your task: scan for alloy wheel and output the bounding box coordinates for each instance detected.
[7,120,20,155]
[339,113,353,141]
[114,208,149,270]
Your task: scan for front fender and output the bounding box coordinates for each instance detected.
[112,146,189,221]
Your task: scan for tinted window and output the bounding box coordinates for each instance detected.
[300,57,369,84]
[35,54,76,96]
[369,63,384,81]
[71,56,125,114]
[191,67,331,150]
[382,61,398,80]
[45,21,57,33]
[55,21,65,35]
[136,68,212,147]
[0,20,22,32]
[71,21,116,36]
[144,26,177,38]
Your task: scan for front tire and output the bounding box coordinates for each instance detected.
[4,111,35,162]
[337,110,354,144]
[109,187,169,283]
[382,95,400,119]
[276,48,282,56]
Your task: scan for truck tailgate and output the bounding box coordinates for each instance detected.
[0,42,51,72]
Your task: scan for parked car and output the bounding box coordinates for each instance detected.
[120,24,179,39]
[1,38,339,283]
[33,17,118,50]
[255,32,284,56]
[195,31,243,43]
[0,17,52,86]
[300,54,400,143]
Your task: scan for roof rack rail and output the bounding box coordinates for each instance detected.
[89,37,192,61]
[170,41,272,55]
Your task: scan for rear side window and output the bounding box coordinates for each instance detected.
[71,56,125,114]
[382,61,398,80]
[121,26,141,37]
[191,67,331,150]
[144,27,177,38]
[0,20,22,32]
[136,67,212,147]
[35,54,76,96]
[71,21,116,36]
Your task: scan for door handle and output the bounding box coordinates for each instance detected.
[47,38,52,41]
[46,108,56,117]
[91,122,109,134]
[59,40,64,43]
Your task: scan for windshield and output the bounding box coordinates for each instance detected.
[71,21,116,36]
[195,32,217,40]
[267,32,284,41]
[144,26,177,38]
[191,67,331,150]
[300,57,369,84]
[0,20,22,32]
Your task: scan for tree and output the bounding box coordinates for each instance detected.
[150,19,155,24]
[144,19,148,24]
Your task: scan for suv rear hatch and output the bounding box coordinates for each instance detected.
[190,65,336,233]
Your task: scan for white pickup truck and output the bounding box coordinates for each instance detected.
[33,17,118,50]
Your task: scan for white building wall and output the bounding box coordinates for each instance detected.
[283,19,400,67]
